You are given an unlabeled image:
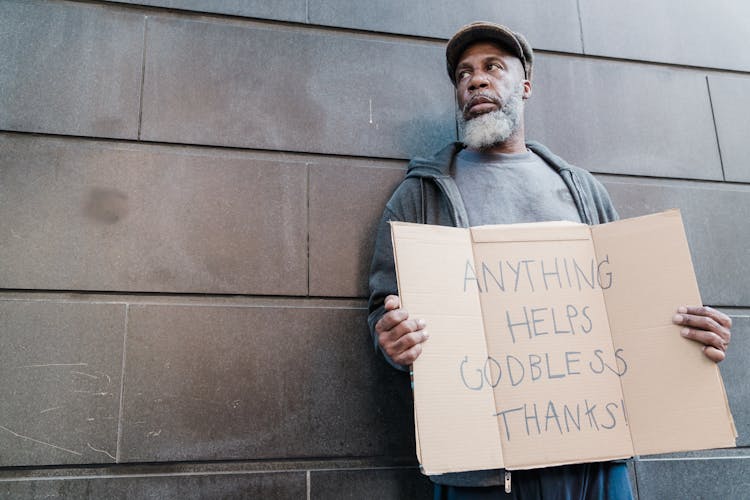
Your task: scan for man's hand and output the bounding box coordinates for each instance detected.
[673,305,732,363]
[375,295,429,366]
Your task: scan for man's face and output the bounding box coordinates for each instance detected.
[454,41,530,121]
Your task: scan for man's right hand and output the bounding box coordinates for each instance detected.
[375,295,430,366]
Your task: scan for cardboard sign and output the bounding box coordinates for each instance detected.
[391,210,736,474]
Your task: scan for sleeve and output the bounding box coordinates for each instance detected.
[367,205,409,372]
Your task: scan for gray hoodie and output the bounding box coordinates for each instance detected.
[366,140,620,487]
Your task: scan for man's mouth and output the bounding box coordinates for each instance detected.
[465,95,500,116]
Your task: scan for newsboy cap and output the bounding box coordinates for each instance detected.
[446,21,534,84]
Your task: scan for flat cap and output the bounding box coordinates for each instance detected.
[446,21,533,84]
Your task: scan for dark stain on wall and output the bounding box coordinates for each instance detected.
[84,187,128,224]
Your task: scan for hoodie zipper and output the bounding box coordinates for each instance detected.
[505,470,511,493]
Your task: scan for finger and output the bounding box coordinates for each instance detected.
[378,318,426,355]
[680,327,726,351]
[393,343,423,366]
[703,345,726,363]
[392,328,430,352]
[384,295,401,312]
[376,308,409,333]
[678,305,732,329]
[674,313,730,344]
[389,318,426,340]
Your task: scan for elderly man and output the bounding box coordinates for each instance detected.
[367,21,732,498]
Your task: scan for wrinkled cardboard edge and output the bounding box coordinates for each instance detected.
[590,218,638,459]
[389,221,426,471]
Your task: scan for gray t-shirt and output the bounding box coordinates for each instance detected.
[438,149,582,487]
[454,148,581,226]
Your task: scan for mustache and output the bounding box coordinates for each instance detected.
[462,92,503,114]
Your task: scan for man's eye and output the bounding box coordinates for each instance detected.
[458,70,471,80]
[488,63,501,71]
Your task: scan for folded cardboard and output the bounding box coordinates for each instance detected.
[390,210,736,474]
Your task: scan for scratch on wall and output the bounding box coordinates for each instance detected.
[86,442,116,461]
[17,363,87,369]
[0,424,82,456]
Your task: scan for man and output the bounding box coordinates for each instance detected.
[367,21,732,499]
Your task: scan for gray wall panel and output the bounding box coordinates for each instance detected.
[0,135,308,295]
[527,55,723,180]
[0,0,143,139]
[311,468,431,499]
[579,0,750,71]
[635,457,750,499]
[720,315,749,447]
[308,0,582,53]
[111,0,306,22]
[141,17,455,159]
[309,162,406,297]
[0,471,305,499]
[708,75,750,183]
[1,0,748,495]
[0,300,125,466]
[119,304,414,462]
[601,177,750,307]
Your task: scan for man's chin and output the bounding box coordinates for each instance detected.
[460,109,516,150]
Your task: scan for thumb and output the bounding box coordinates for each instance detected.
[384,295,401,311]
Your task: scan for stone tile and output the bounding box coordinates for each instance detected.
[600,176,750,307]
[0,0,143,139]
[308,0,582,53]
[0,300,125,466]
[579,0,750,71]
[311,468,432,500]
[309,162,406,297]
[526,55,722,180]
[119,304,414,462]
[719,315,749,447]
[111,0,306,22]
[708,75,750,183]
[634,457,750,499]
[140,16,455,159]
[0,471,305,499]
[0,134,307,295]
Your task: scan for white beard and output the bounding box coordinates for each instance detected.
[458,88,524,150]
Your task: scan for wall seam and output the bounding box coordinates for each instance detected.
[575,0,586,54]
[705,76,727,181]
[28,0,750,74]
[633,458,643,499]
[0,465,418,482]
[115,304,130,463]
[136,16,149,140]
[306,163,311,296]
[639,455,750,461]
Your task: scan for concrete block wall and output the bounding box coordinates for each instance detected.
[0,1,747,498]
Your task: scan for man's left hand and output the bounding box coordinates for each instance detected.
[673,306,732,363]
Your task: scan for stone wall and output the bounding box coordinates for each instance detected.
[1,1,748,498]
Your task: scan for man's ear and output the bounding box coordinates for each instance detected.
[522,79,532,100]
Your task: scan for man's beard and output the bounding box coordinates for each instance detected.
[458,86,524,151]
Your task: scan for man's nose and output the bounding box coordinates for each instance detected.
[468,72,490,91]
